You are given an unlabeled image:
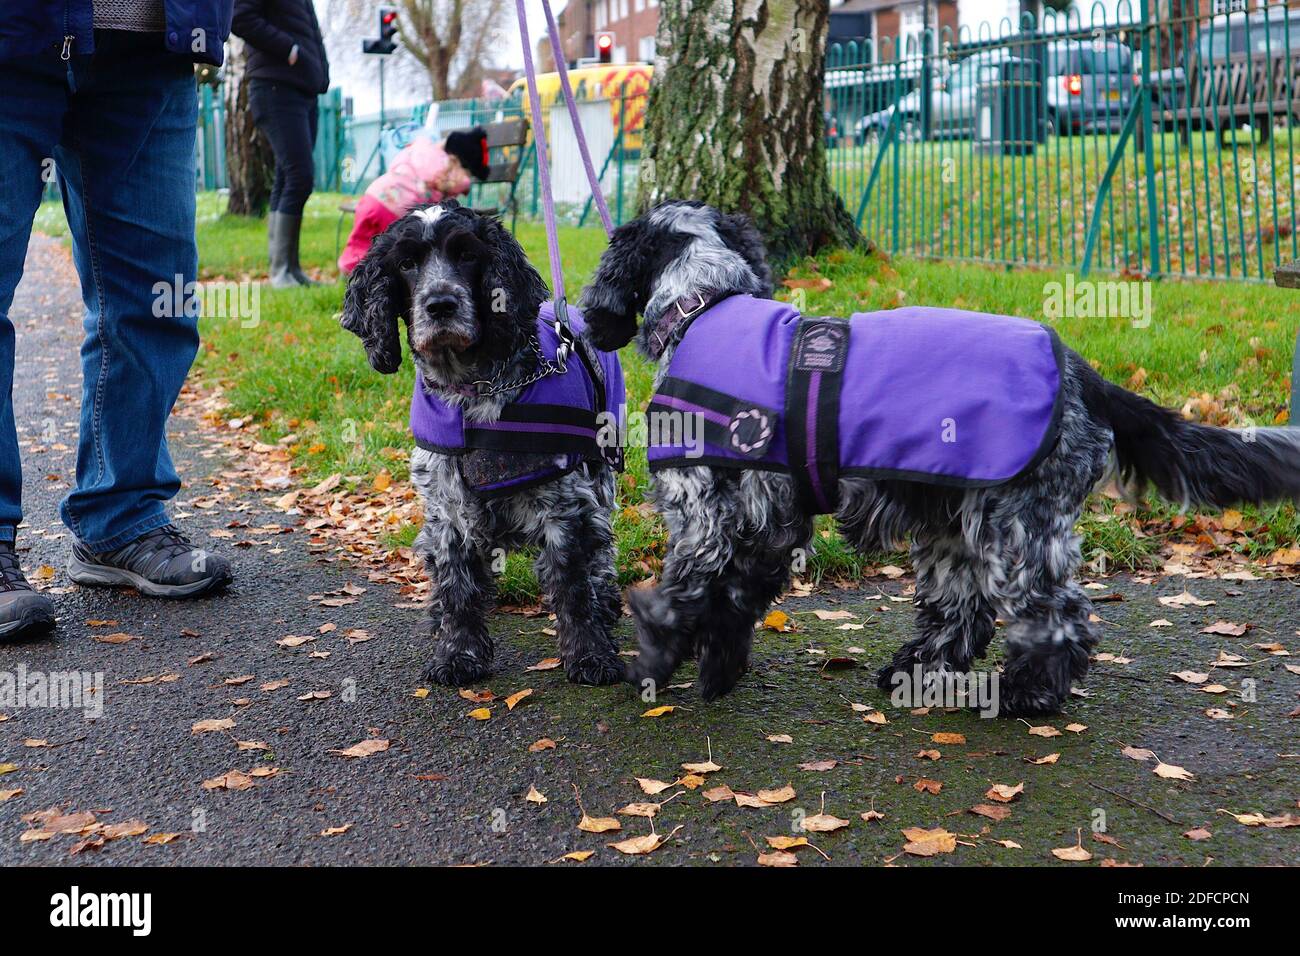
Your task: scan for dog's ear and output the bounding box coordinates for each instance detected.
[580,218,653,352]
[716,210,774,297]
[476,214,548,328]
[341,221,409,374]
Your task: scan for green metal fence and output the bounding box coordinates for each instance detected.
[827,1,1300,281]
[186,2,1297,284]
[197,85,348,193]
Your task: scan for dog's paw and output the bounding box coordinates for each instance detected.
[566,651,625,686]
[423,648,492,686]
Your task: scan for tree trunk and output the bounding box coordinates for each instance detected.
[639,0,860,264]
[224,38,275,217]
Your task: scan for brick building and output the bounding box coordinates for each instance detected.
[538,0,661,71]
[831,0,960,58]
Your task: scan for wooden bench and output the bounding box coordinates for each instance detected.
[1276,260,1299,425]
[337,117,530,255]
[1156,48,1300,147]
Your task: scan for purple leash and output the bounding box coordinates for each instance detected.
[513,0,614,374]
[539,0,614,237]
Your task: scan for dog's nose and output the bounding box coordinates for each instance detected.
[423,293,459,319]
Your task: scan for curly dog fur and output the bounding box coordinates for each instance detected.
[581,199,1300,714]
[341,200,623,687]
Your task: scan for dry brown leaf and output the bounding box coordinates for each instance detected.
[320,824,352,837]
[762,610,792,632]
[191,718,235,734]
[635,777,673,795]
[641,705,675,718]
[1028,753,1061,765]
[702,784,735,803]
[913,778,942,795]
[526,785,547,805]
[1051,830,1093,862]
[330,738,390,758]
[607,825,682,855]
[202,770,256,791]
[756,784,796,804]
[529,738,556,753]
[467,707,491,721]
[1158,590,1215,608]
[800,813,850,833]
[1201,621,1248,637]
[970,803,1012,821]
[901,826,956,856]
[526,657,562,671]
[577,813,622,834]
[799,759,837,772]
[931,732,966,744]
[986,782,1025,803]
[1154,761,1194,781]
[504,688,533,711]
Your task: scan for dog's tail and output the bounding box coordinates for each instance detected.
[1079,359,1300,509]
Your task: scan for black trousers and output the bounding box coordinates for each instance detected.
[248,79,318,215]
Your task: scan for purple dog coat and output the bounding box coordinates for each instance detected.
[647,295,1063,513]
[411,303,625,496]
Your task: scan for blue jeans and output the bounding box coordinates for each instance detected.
[0,32,200,551]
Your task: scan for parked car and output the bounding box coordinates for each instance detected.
[855,50,1010,144]
[1043,39,1135,135]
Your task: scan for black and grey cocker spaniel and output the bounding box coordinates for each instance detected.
[580,199,1300,715]
[341,200,626,687]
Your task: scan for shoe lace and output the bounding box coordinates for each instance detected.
[134,524,197,561]
[0,547,31,591]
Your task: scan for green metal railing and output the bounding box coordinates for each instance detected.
[827,2,1300,281]
[196,85,347,193]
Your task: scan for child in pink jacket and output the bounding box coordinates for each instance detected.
[339,126,490,274]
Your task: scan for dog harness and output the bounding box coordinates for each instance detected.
[410,303,625,496]
[646,295,1064,513]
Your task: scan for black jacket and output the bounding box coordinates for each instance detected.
[232,0,330,95]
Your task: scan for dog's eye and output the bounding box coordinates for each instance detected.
[457,247,477,264]
[398,258,418,273]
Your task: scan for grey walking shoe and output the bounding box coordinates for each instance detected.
[67,524,232,599]
[0,541,56,640]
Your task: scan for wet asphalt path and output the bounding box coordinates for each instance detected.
[1,235,1297,867]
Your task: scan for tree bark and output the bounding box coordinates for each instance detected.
[640,0,860,264]
[224,38,275,217]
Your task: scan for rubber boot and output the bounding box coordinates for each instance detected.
[281,212,320,287]
[268,212,298,289]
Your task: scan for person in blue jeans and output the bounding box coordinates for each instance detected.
[0,1,236,639]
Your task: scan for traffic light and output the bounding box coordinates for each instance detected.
[363,5,399,55]
[596,31,614,64]
[379,6,399,43]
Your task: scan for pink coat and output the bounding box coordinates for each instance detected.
[366,136,473,215]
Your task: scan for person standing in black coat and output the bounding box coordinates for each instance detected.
[232,0,330,287]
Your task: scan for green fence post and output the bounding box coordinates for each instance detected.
[1139,0,1160,277]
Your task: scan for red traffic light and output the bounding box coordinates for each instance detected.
[596,31,614,63]
[382,11,397,24]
